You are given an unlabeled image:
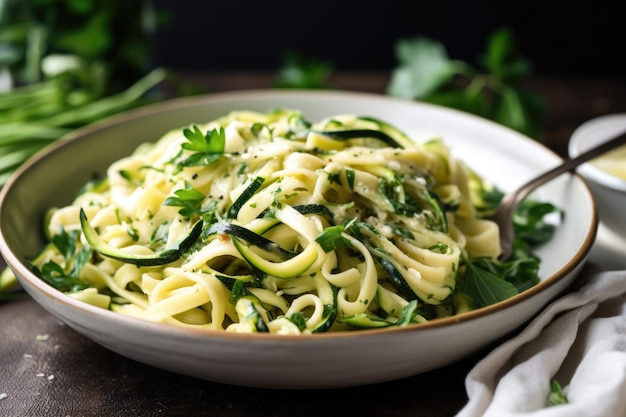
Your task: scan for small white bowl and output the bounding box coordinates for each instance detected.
[569,114,626,238]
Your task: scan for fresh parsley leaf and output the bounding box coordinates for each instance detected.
[315,219,355,253]
[33,228,91,292]
[458,258,520,309]
[470,255,540,294]
[513,199,562,246]
[37,261,83,292]
[163,181,206,218]
[179,125,225,167]
[502,257,540,293]
[456,194,558,308]
[51,227,79,260]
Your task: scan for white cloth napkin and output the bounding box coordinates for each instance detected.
[456,266,626,417]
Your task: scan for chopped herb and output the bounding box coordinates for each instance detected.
[547,380,569,406]
[127,226,139,242]
[288,312,308,331]
[199,200,220,227]
[326,171,342,185]
[387,224,414,239]
[149,222,170,247]
[236,163,249,176]
[428,243,449,254]
[271,186,283,209]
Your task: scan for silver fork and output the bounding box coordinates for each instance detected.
[489,130,626,261]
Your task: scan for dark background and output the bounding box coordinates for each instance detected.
[151,0,626,78]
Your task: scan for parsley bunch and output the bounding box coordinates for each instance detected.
[387,27,545,139]
[273,50,334,90]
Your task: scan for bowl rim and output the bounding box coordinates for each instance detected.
[568,112,626,192]
[0,89,599,341]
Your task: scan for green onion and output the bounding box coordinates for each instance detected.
[0,68,166,187]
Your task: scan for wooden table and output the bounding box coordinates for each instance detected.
[1,71,626,417]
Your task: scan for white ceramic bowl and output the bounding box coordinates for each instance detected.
[0,90,596,389]
[568,113,626,238]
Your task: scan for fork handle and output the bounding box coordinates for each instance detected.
[508,129,626,207]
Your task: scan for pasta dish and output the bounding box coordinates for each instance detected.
[31,109,543,334]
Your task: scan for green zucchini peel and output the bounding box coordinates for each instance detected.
[79,208,202,266]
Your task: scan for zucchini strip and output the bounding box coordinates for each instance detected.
[228,176,265,219]
[235,297,269,332]
[80,208,202,266]
[313,129,404,148]
[292,204,334,220]
[231,237,318,279]
[206,220,318,279]
[377,257,420,302]
[356,116,416,149]
[206,222,296,260]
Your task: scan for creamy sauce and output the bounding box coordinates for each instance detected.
[591,144,626,180]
